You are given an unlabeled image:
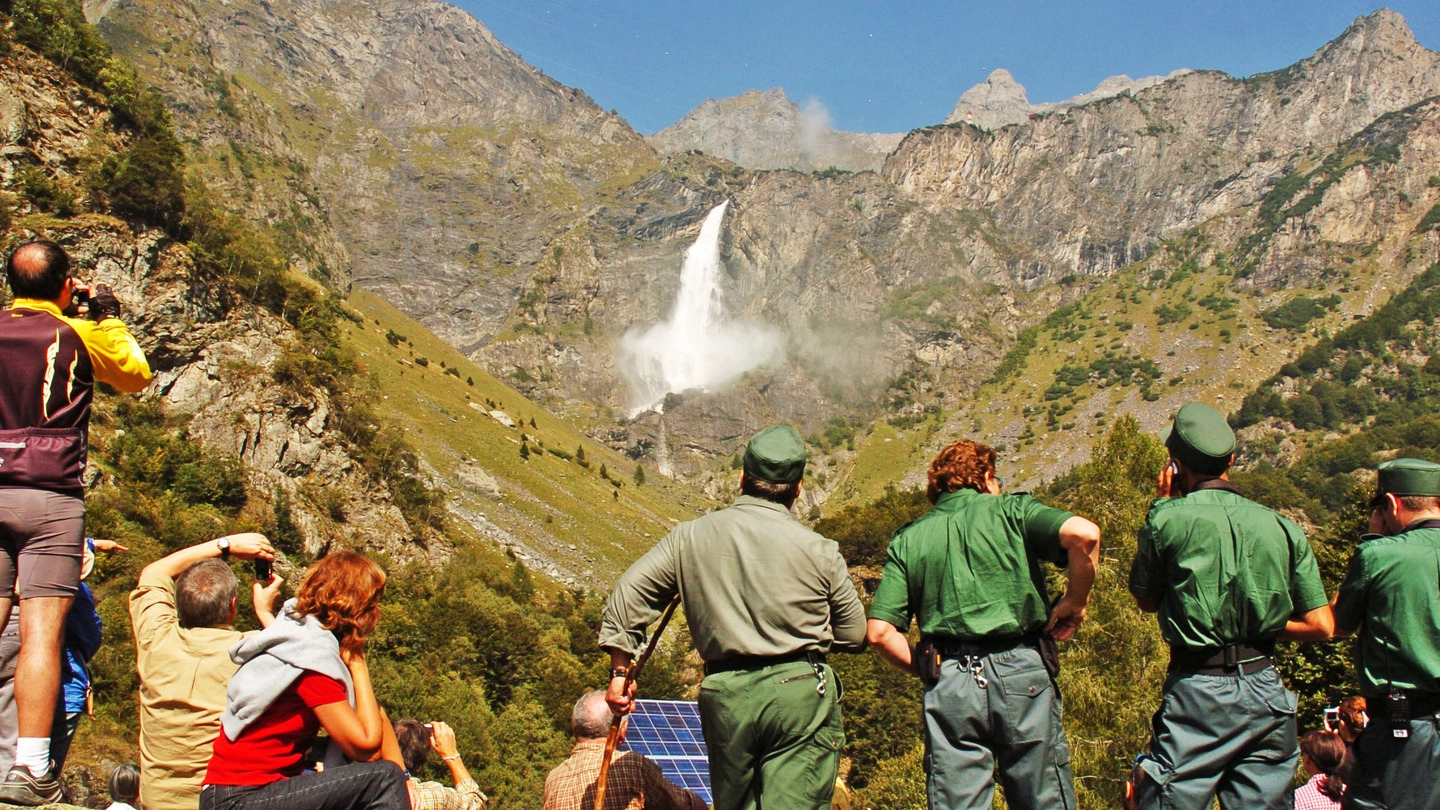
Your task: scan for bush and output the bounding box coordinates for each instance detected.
[17,166,76,217]
[1261,295,1339,331]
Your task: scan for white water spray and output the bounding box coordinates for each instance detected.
[620,201,781,415]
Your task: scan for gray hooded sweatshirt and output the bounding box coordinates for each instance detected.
[220,599,355,740]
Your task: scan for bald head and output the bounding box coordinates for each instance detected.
[572,690,614,741]
[5,241,70,302]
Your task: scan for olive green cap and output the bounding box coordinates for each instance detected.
[1376,458,1440,499]
[743,425,806,484]
[1164,402,1236,475]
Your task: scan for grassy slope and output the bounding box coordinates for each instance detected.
[342,289,709,586]
[833,226,1415,507]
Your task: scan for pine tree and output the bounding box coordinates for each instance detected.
[633,464,645,486]
[575,445,586,463]
[519,442,530,460]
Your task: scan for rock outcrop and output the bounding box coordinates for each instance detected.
[648,88,904,172]
[945,68,1193,130]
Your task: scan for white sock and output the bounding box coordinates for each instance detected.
[13,738,49,774]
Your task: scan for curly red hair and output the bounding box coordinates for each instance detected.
[293,550,386,652]
[927,440,997,504]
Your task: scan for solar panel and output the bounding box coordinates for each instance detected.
[618,699,712,804]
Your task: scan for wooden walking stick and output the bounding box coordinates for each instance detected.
[593,596,681,810]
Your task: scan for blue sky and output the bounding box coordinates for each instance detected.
[452,1,1440,135]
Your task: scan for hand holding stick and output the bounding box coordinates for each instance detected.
[595,596,680,809]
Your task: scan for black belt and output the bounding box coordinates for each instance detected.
[1169,642,1276,676]
[932,635,1036,659]
[704,650,824,676]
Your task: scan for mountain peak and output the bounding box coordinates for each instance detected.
[948,69,1031,130]
[648,88,902,171]
[1309,8,1423,68]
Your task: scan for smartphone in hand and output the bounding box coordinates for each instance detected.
[253,558,272,581]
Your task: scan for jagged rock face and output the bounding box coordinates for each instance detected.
[945,68,1194,130]
[648,88,904,172]
[91,0,658,344]
[948,69,1032,130]
[892,10,1440,290]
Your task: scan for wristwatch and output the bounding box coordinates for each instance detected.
[217,536,231,559]
[610,667,629,680]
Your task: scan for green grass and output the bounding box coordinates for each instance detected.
[343,290,709,583]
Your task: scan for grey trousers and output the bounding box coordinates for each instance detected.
[1343,713,1440,810]
[922,645,1074,810]
[1134,666,1298,810]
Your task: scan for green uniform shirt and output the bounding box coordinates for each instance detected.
[1333,524,1440,697]
[1128,487,1328,651]
[599,495,867,662]
[869,490,1074,640]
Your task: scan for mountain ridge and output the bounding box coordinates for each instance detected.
[647,87,904,172]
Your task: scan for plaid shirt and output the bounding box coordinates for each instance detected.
[407,776,487,810]
[1293,774,1341,810]
[542,739,706,810]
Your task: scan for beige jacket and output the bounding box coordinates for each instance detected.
[130,568,252,810]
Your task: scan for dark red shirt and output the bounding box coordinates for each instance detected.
[204,672,348,786]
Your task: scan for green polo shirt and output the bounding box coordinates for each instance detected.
[1333,525,1440,697]
[1128,488,1328,652]
[869,489,1074,640]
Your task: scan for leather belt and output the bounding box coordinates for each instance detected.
[932,635,1036,659]
[704,650,824,676]
[1169,642,1276,676]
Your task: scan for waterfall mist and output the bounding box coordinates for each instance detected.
[619,201,782,415]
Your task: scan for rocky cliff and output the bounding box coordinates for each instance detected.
[888,10,1440,291]
[647,88,905,172]
[89,0,1440,494]
[945,67,1193,131]
[89,0,658,344]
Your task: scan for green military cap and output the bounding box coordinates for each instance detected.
[743,425,806,484]
[1164,402,1236,475]
[1375,458,1440,501]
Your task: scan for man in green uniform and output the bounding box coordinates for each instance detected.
[1332,458,1440,810]
[1129,402,1333,810]
[866,439,1101,810]
[600,425,867,810]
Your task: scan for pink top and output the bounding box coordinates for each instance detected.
[1294,774,1341,810]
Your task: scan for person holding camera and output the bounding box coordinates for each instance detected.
[131,533,284,810]
[392,719,487,810]
[202,550,408,810]
[1331,458,1440,810]
[865,439,1101,810]
[0,240,152,804]
[1128,402,1333,810]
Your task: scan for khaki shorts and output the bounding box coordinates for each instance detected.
[0,488,84,598]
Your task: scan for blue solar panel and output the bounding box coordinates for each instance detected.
[619,700,712,804]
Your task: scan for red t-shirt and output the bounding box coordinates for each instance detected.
[205,671,349,786]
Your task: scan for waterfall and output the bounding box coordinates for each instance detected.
[620,201,781,415]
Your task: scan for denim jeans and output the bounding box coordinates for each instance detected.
[200,761,408,810]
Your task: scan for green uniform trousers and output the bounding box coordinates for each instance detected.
[1135,667,1298,810]
[922,645,1074,810]
[1343,713,1440,810]
[698,660,843,810]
